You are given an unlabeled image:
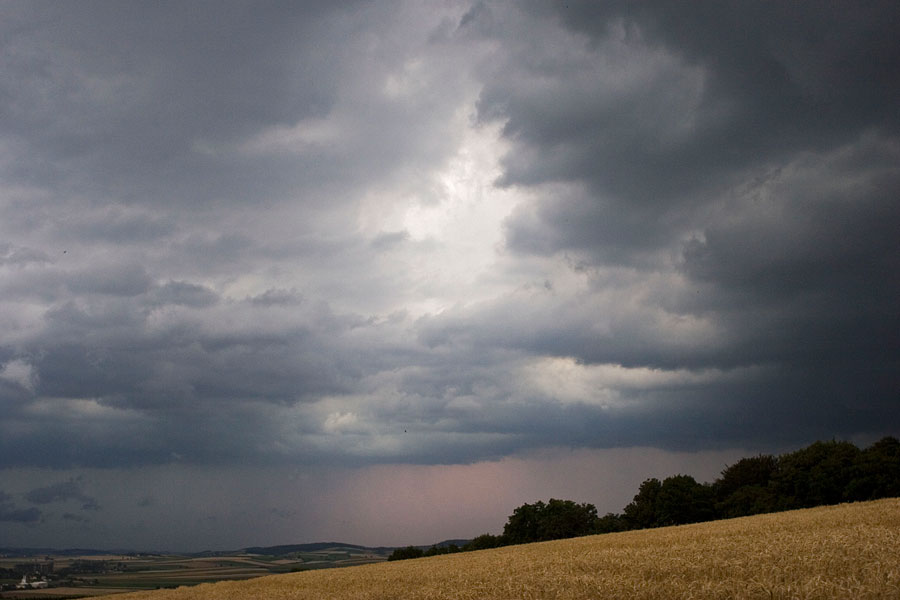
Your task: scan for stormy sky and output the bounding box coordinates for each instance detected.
[1,1,898,551]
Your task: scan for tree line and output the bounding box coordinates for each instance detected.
[388,436,900,560]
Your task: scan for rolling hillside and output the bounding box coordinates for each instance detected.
[105,498,900,600]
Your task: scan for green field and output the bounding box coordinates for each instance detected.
[0,547,387,599]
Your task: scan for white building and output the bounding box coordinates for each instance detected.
[17,575,49,589]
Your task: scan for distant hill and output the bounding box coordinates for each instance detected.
[244,542,390,556]
[1,539,472,559]
[244,539,471,556]
[427,539,471,549]
[0,547,145,558]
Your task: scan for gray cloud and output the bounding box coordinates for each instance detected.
[493,1,900,195]
[1,2,343,200]
[25,478,100,511]
[62,512,90,523]
[467,1,900,280]
[447,1,900,442]
[0,506,42,524]
[0,243,50,267]
[0,491,42,523]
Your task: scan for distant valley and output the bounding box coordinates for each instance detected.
[0,541,468,598]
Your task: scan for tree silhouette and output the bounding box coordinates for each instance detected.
[623,478,662,529]
[503,499,600,544]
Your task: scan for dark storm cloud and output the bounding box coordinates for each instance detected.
[0,491,42,523]
[489,1,900,197]
[1,0,473,226]
[467,1,900,265]
[429,0,900,448]
[1,0,897,479]
[62,513,90,523]
[0,305,364,468]
[65,208,177,245]
[0,11,482,472]
[25,478,99,510]
[0,506,42,524]
[0,1,345,203]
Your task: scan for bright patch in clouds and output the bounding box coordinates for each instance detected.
[359,118,523,316]
[238,117,345,155]
[525,357,765,407]
[1,358,36,392]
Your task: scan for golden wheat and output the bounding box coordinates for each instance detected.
[105,497,900,600]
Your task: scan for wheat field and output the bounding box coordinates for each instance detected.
[106,498,900,600]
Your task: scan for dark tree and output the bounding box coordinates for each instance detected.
[596,512,627,534]
[502,498,600,544]
[538,498,601,540]
[714,455,777,500]
[845,436,900,501]
[656,475,715,526]
[462,533,505,551]
[387,546,424,561]
[423,544,460,557]
[714,454,778,517]
[716,484,778,518]
[503,501,544,544]
[623,478,662,529]
[771,440,861,509]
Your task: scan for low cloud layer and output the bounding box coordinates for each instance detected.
[1,1,897,549]
[0,491,42,524]
[25,477,100,511]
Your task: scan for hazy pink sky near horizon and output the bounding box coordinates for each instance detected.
[2,446,756,550]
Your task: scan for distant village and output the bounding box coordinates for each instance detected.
[0,557,127,593]
[0,559,53,591]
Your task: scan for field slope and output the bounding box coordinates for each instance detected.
[106,498,900,600]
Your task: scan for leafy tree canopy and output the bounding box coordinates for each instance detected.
[503,498,600,544]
